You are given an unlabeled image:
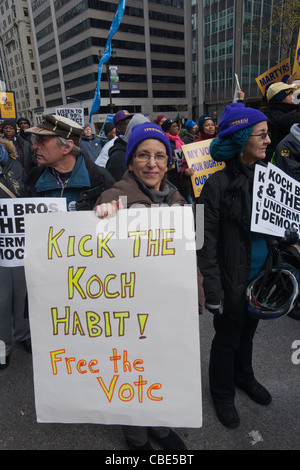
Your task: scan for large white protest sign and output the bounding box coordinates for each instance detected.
[0,198,66,267]
[251,165,278,235]
[55,107,84,127]
[24,207,202,427]
[253,163,300,237]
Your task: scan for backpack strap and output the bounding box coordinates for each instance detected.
[0,181,16,198]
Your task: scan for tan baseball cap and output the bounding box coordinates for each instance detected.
[266,82,300,102]
[25,114,84,146]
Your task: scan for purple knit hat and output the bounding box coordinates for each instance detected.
[125,122,172,167]
[218,103,267,139]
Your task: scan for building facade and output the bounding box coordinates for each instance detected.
[193,0,283,121]
[0,0,43,124]
[0,0,293,128]
[26,0,191,129]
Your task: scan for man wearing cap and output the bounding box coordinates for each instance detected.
[263,82,300,161]
[2,119,37,174]
[113,109,133,136]
[25,114,114,211]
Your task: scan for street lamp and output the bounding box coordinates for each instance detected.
[99,49,116,114]
[66,96,84,126]
[66,96,82,107]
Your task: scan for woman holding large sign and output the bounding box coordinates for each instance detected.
[197,103,274,429]
[94,122,188,450]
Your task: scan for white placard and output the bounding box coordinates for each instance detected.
[24,207,202,427]
[0,198,66,267]
[55,107,84,127]
[254,163,300,237]
[251,165,277,235]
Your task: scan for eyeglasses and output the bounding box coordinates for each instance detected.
[249,132,271,141]
[133,152,168,164]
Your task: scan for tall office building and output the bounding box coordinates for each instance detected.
[0,0,43,123]
[193,0,283,120]
[27,0,191,128]
[1,1,291,127]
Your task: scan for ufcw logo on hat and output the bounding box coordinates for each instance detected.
[125,122,172,167]
[229,118,249,127]
[143,127,165,136]
[217,103,268,139]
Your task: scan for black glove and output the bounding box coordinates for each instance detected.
[205,302,223,315]
[279,228,299,249]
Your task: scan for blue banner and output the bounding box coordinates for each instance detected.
[89,0,127,122]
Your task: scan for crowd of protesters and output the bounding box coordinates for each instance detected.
[1,77,300,449]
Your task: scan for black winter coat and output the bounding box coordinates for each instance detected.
[197,161,273,321]
[14,134,37,174]
[106,136,127,182]
[272,125,300,181]
[182,133,196,145]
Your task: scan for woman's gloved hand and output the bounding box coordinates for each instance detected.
[279,228,299,248]
[205,302,223,315]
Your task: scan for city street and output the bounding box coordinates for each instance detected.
[0,309,299,453]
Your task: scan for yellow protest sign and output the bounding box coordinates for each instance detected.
[292,30,300,79]
[182,139,225,198]
[255,59,291,95]
[0,91,17,119]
